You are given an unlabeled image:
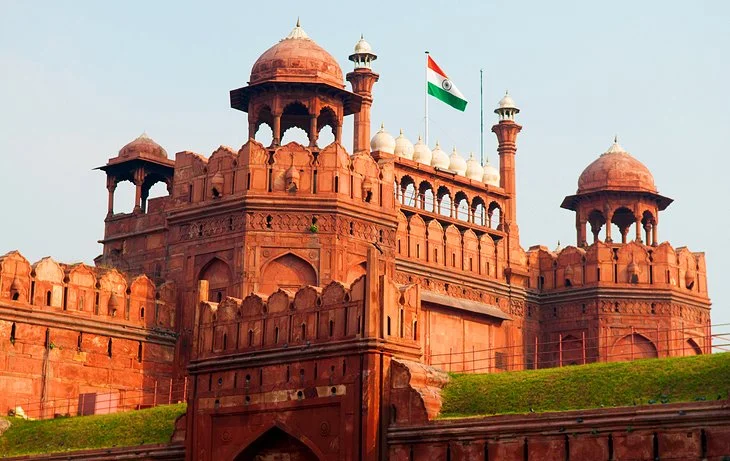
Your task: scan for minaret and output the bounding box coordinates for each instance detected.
[346,35,379,154]
[492,91,522,230]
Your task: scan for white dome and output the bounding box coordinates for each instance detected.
[448,148,467,175]
[412,135,432,165]
[354,35,372,54]
[393,129,414,160]
[430,142,450,169]
[370,123,395,154]
[497,91,518,110]
[464,153,484,180]
[482,160,500,187]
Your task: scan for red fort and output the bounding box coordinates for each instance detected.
[0,22,724,461]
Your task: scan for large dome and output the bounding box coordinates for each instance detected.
[577,140,656,194]
[118,133,167,160]
[249,22,344,89]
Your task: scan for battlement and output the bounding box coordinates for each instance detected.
[195,273,421,361]
[527,240,709,298]
[169,140,395,213]
[0,250,176,331]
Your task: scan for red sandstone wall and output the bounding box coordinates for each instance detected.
[0,251,177,417]
[388,402,730,461]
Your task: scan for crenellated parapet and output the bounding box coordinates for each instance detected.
[195,272,422,361]
[169,140,394,211]
[527,241,708,298]
[0,250,176,332]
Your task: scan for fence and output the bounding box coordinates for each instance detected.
[428,322,730,373]
[12,377,188,420]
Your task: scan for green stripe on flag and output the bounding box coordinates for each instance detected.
[427,82,467,111]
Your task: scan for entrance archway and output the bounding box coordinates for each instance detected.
[235,427,320,461]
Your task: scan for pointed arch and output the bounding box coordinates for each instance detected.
[234,424,323,461]
[198,258,232,303]
[260,253,317,296]
[685,338,702,355]
[610,333,658,362]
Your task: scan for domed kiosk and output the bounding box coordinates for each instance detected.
[561,138,672,246]
[230,21,365,148]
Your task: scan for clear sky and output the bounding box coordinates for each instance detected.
[1,1,728,326]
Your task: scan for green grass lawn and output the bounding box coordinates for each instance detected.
[0,403,186,458]
[440,353,730,418]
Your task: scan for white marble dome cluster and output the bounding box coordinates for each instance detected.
[370,124,500,186]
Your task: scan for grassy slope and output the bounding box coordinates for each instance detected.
[440,353,730,418]
[0,403,186,458]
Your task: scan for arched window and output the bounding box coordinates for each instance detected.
[248,329,254,347]
[46,291,52,306]
[107,338,113,357]
[329,319,335,337]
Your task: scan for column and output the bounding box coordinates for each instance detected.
[133,168,144,214]
[635,216,642,243]
[335,124,342,144]
[652,222,658,246]
[106,178,117,217]
[309,115,318,147]
[272,114,281,146]
[248,120,257,140]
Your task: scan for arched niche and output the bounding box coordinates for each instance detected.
[198,258,232,303]
[610,333,658,362]
[260,253,317,296]
[234,426,321,461]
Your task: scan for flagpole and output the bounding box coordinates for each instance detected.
[425,50,429,146]
[480,69,484,166]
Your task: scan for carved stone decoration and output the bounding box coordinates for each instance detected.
[319,421,331,437]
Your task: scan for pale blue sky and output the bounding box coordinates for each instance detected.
[1,1,728,325]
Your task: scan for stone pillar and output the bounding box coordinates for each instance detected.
[248,120,256,141]
[272,114,281,146]
[309,115,318,147]
[605,212,613,243]
[635,216,642,243]
[106,178,117,217]
[652,222,658,246]
[335,123,342,144]
[133,168,145,214]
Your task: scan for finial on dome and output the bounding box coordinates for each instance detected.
[361,33,364,40]
[285,19,309,40]
[604,136,626,155]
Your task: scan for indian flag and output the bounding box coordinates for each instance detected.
[427,55,468,111]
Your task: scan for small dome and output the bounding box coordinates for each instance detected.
[118,133,167,160]
[448,148,467,175]
[370,123,396,154]
[577,139,657,194]
[250,21,344,89]
[464,153,484,180]
[393,129,414,160]
[430,142,450,169]
[482,159,500,186]
[497,92,518,110]
[353,35,373,54]
[412,135,432,165]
